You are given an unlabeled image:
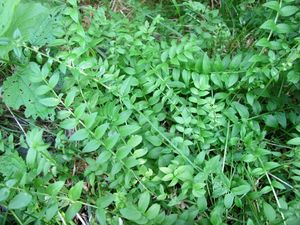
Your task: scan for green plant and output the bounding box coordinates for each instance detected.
[0,0,300,224]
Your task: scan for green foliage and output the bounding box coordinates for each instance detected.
[3,63,57,119]
[0,0,21,36]
[0,0,64,59]
[0,0,300,224]
[0,151,26,178]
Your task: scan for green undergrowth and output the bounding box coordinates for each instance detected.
[0,0,300,224]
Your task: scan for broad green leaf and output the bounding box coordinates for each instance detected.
[57,110,72,120]
[39,97,60,107]
[64,88,77,107]
[192,183,206,197]
[202,53,211,74]
[231,184,251,196]
[28,63,43,82]
[276,23,292,33]
[104,133,119,150]
[128,135,142,148]
[211,73,223,88]
[197,194,207,212]
[146,136,162,146]
[160,167,173,174]
[260,20,276,31]
[68,181,83,201]
[0,0,21,36]
[184,50,194,60]
[161,50,169,62]
[247,219,255,225]
[36,85,51,95]
[48,72,60,88]
[124,67,135,75]
[287,71,300,84]
[116,145,132,160]
[46,181,65,196]
[198,75,210,90]
[224,108,238,123]
[95,123,109,139]
[169,45,177,59]
[264,115,278,128]
[263,202,276,222]
[133,148,148,158]
[124,156,139,168]
[246,93,255,106]
[230,54,242,69]
[256,38,271,47]
[0,188,10,201]
[45,203,58,221]
[83,112,98,128]
[96,208,107,225]
[120,206,142,221]
[177,53,188,62]
[70,129,89,141]
[120,77,138,96]
[60,118,77,130]
[0,1,51,59]
[182,69,190,85]
[174,165,194,181]
[145,204,160,220]
[65,202,82,221]
[9,192,32,209]
[119,124,141,136]
[192,72,201,89]
[243,154,256,163]
[280,6,298,16]
[68,0,77,6]
[287,137,300,145]
[264,162,280,171]
[96,151,112,164]
[138,192,150,212]
[162,174,173,181]
[226,74,239,88]
[115,110,133,125]
[26,148,37,166]
[233,102,249,119]
[83,140,101,153]
[74,104,86,118]
[263,1,279,11]
[224,193,234,209]
[96,194,114,208]
[172,68,180,80]
[174,116,185,124]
